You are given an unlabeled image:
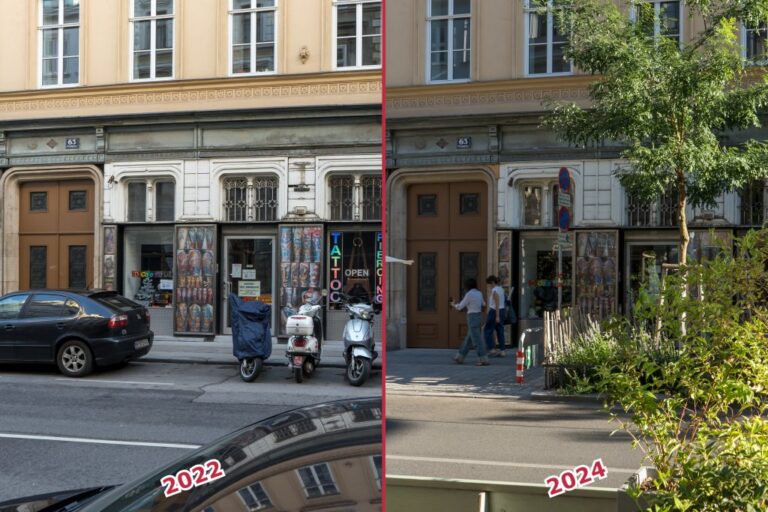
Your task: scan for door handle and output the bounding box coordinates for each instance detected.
[56,323,65,329]
[4,325,13,331]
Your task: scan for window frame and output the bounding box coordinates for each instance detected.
[518,179,573,228]
[333,0,382,70]
[629,0,683,47]
[129,0,176,82]
[426,0,472,83]
[296,463,340,499]
[741,20,768,64]
[38,0,81,88]
[228,0,278,77]
[125,178,176,223]
[221,174,280,222]
[523,0,573,77]
[236,481,273,510]
[327,172,382,221]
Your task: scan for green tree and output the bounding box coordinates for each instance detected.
[541,0,768,263]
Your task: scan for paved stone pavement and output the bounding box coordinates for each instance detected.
[385,348,545,399]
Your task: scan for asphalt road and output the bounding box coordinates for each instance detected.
[0,360,381,502]
[386,394,644,490]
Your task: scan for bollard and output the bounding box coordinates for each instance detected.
[517,327,543,385]
[516,349,525,384]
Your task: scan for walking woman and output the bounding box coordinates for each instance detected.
[485,275,506,357]
[451,278,490,366]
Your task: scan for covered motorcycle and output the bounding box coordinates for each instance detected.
[230,293,271,381]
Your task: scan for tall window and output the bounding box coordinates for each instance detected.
[740,180,766,225]
[634,1,681,43]
[222,175,279,222]
[520,181,574,227]
[524,0,571,76]
[237,482,272,510]
[40,0,80,87]
[130,0,174,80]
[329,174,381,221]
[626,188,678,227]
[297,463,339,498]
[335,0,382,69]
[126,179,176,222]
[427,0,471,82]
[743,22,768,63]
[230,0,276,75]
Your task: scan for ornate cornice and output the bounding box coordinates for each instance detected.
[0,71,381,120]
[387,75,594,114]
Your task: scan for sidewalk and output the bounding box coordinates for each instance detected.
[385,348,545,400]
[144,336,364,369]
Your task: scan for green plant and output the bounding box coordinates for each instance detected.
[595,230,768,511]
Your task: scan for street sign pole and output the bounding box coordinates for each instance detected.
[557,167,572,311]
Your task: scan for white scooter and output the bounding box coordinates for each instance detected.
[340,293,378,386]
[285,295,323,383]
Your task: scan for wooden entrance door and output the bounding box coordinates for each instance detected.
[19,180,94,290]
[406,182,487,348]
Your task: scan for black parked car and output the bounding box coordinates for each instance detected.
[0,397,382,512]
[0,289,153,377]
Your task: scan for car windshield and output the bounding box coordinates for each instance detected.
[80,397,382,512]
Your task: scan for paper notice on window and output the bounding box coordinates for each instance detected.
[231,264,242,278]
[158,279,174,290]
[238,281,261,297]
[242,268,256,280]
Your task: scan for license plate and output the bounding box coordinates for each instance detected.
[134,339,150,349]
[293,356,304,366]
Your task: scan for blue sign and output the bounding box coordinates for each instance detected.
[558,206,571,232]
[558,167,571,192]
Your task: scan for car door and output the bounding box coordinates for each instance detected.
[14,294,74,362]
[0,294,31,361]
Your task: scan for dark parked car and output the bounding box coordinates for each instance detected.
[0,289,153,377]
[0,397,382,512]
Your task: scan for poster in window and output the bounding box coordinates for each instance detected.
[174,225,216,336]
[575,231,618,320]
[278,225,323,336]
[328,230,383,311]
[102,225,117,291]
[496,231,513,289]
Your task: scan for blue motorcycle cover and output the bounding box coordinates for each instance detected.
[230,293,272,360]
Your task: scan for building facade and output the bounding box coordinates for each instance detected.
[385,0,767,350]
[0,0,382,338]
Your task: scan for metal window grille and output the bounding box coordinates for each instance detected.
[627,189,678,227]
[329,175,355,220]
[658,188,678,226]
[740,180,766,225]
[223,176,278,222]
[361,175,382,220]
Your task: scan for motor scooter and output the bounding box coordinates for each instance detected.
[285,295,323,383]
[229,293,271,382]
[340,293,378,386]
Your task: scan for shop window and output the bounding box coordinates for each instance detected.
[418,252,437,311]
[335,0,382,69]
[297,463,339,498]
[40,0,80,87]
[123,227,174,307]
[626,188,678,227]
[739,180,766,225]
[427,0,471,82]
[237,482,272,510]
[68,190,87,211]
[30,191,48,212]
[743,21,768,64]
[524,0,571,76]
[328,230,383,309]
[328,174,381,221]
[230,0,276,75]
[130,0,174,80]
[418,194,437,216]
[519,234,572,318]
[222,175,278,222]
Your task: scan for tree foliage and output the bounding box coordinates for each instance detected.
[540,0,768,262]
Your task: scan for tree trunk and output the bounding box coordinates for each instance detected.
[677,171,689,265]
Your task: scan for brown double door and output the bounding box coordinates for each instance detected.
[406,182,487,348]
[19,180,94,290]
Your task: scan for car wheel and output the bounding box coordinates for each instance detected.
[57,340,93,377]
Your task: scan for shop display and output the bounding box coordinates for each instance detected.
[328,230,383,310]
[575,231,618,319]
[278,225,323,335]
[174,225,216,335]
[520,236,572,318]
[103,226,117,291]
